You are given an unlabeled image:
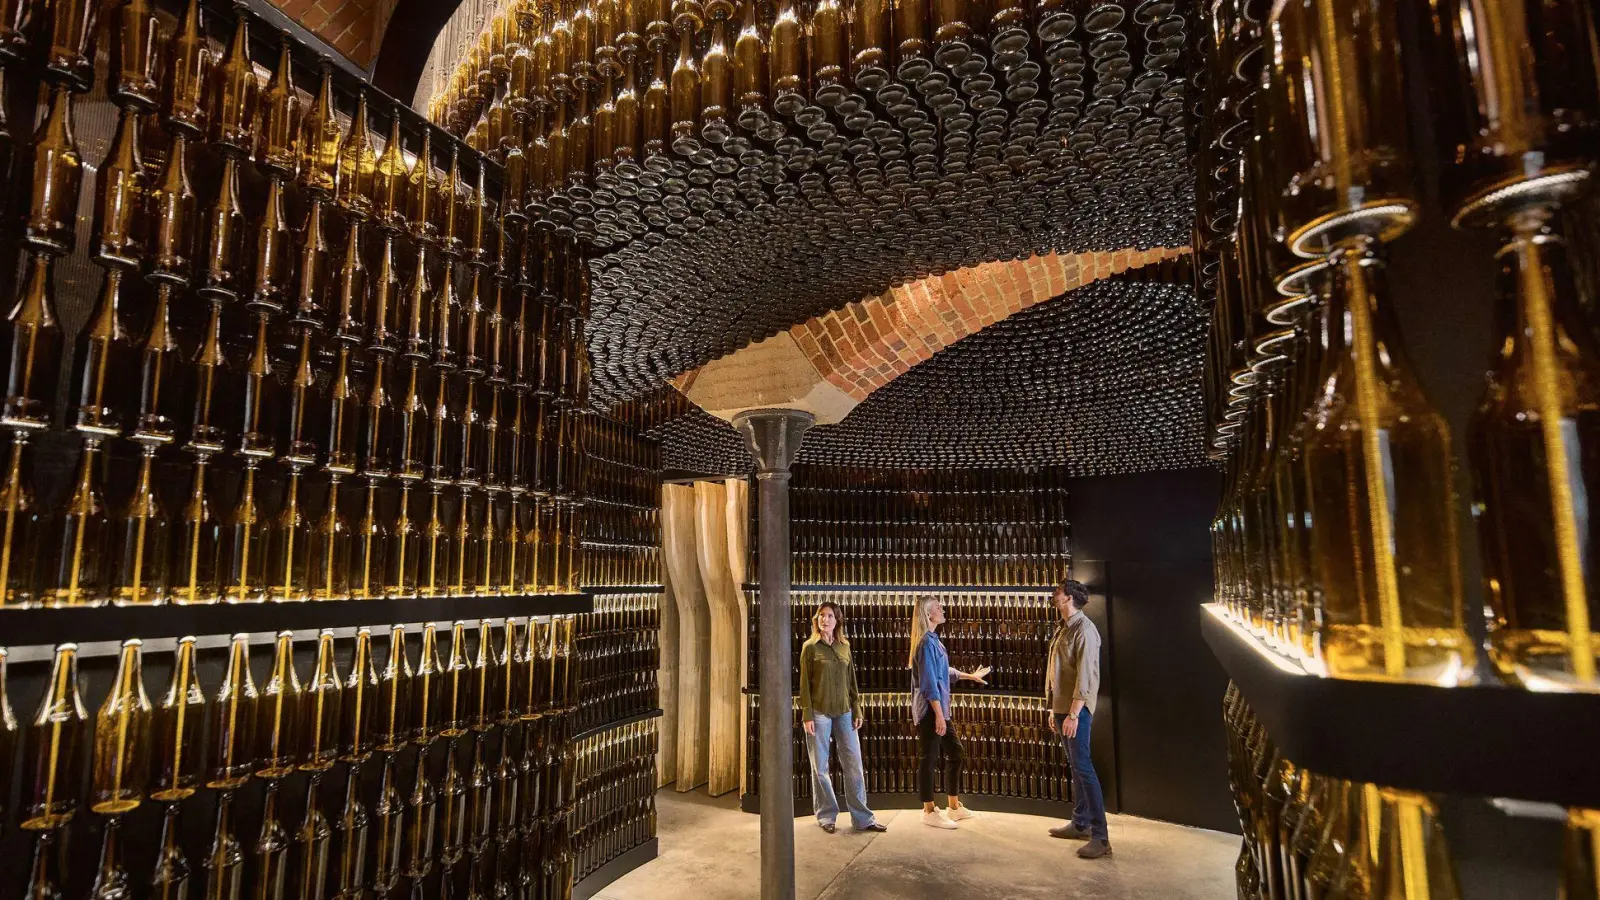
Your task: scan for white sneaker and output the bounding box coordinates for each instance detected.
[946,805,977,822]
[921,809,959,830]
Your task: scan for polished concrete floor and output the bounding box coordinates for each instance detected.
[595,789,1240,899]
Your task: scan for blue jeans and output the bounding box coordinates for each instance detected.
[1054,709,1108,841]
[805,711,876,828]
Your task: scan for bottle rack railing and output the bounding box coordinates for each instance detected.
[1203,604,1600,809]
[571,592,661,735]
[570,716,660,887]
[740,691,1072,819]
[0,592,592,651]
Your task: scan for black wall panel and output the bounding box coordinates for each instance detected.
[1069,467,1235,834]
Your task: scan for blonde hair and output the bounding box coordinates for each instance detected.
[809,601,849,646]
[908,595,940,668]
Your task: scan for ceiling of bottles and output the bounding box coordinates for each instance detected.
[416,0,1201,411]
[648,257,1207,473]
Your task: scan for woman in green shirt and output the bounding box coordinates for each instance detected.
[800,601,885,834]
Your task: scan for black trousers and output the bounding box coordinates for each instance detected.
[917,711,966,802]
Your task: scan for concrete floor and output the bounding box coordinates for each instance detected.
[595,789,1240,900]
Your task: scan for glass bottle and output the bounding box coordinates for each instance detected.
[208,3,257,155]
[45,0,97,90]
[338,90,379,217]
[150,801,191,899]
[22,644,87,829]
[113,444,170,606]
[253,781,293,898]
[372,755,405,895]
[1303,247,1471,684]
[333,762,370,900]
[91,817,133,899]
[387,481,422,597]
[258,36,299,175]
[301,630,343,773]
[377,624,413,755]
[301,61,342,196]
[257,630,304,778]
[4,252,64,429]
[374,107,412,232]
[45,440,113,608]
[203,793,246,898]
[25,85,83,256]
[147,131,198,285]
[207,633,258,790]
[161,0,209,135]
[93,107,146,269]
[91,640,152,816]
[150,637,205,802]
[110,0,159,110]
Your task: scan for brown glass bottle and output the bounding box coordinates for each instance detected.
[91,640,152,815]
[110,0,160,110]
[146,637,206,803]
[257,630,305,778]
[207,634,258,789]
[25,85,83,256]
[93,108,147,269]
[258,36,299,175]
[162,0,209,134]
[208,3,258,155]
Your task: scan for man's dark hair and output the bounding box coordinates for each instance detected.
[1058,579,1090,609]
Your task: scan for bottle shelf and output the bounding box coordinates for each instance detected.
[742,687,1046,700]
[583,585,666,595]
[572,708,666,745]
[573,838,660,900]
[1202,604,1600,808]
[0,592,592,653]
[743,584,1058,595]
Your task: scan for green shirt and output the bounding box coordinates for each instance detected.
[798,635,861,720]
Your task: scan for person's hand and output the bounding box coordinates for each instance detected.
[1061,715,1078,739]
[853,715,864,730]
[803,720,816,736]
[969,664,992,685]
[934,713,947,736]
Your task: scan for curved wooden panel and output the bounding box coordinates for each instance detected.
[695,480,743,796]
[662,483,709,791]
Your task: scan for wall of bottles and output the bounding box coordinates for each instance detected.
[572,592,661,733]
[1201,1,1600,894]
[745,691,1069,804]
[580,404,663,588]
[571,718,659,883]
[782,465,1071,586]
[748,590,1055,695]
[0,0,598,609]
[0,617,591,898]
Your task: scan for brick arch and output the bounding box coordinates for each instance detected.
[271,0,400,68]
[787,248,1188,401]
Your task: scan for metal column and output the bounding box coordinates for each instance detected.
[733,408,814,900]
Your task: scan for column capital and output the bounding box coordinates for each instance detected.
[733,408,815,475]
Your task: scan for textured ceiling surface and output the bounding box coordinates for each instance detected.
[575,1,1200,404]
[652,258,1206,474]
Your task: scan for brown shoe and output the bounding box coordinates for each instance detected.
[1077,839,1112,859]
[1049,824,1092,840]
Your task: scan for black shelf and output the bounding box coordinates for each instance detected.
[573,838,659,900]
[583,585,666,595]
[572,709,666,745]
[739,791,1067,820]
[0,593,592,651]
[744,584,1057,594]
[1202,604,1600,808]
[741,687,1045,699]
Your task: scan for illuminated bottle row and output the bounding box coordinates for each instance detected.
[572,592,661,733]
[1201,0,1600,692]
[0,617,593,898]
[748,590,1054,695]
[744,692,1069,804]
[571,718,659,881]
[784,466,1071,587]
[0,0,606,608]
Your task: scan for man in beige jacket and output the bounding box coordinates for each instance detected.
[1044,579,1110,859]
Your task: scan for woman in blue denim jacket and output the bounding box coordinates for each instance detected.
[909,595,992,829]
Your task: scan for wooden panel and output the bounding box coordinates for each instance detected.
[662,483,710,790]
[724,477,750,792]
[694,481,743,796]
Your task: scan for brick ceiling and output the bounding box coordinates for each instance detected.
[270,0,397,68]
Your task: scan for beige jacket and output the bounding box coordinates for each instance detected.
[1045,611,1101,716]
